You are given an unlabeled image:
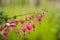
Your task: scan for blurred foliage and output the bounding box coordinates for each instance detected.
[0,12,8,24]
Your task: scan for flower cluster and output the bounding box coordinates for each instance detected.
[0,8,48,39]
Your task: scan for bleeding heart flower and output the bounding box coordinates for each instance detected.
[22,25,27,35]
[20,19,25,24]
[31,23,35,31]
[31,23,35,28]
[29,15,34,20]
[37,16,42,22]
[10,23,17,28]
[26,24,32,30]
[3,28,10,36]
[37,12,44,24]
[26,24,33,34]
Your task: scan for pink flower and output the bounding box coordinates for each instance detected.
[3,31,8,36]
[10,23,17,28]
[26,24,33,34]
[29,15,34,20]
[3,28,10,36]
[22,25,27,35]
[31,23,35,28]
[37,12,44,23]
[37,16,42,22]
[31,23,35,31]
[26,24,32,30]
[20,19,25,24]
[9,21,18,28]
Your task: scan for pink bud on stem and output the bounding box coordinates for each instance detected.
[10,23,17,28]
[3,28,10,40]
[37,15,42,24]
[22,25,27,36]
[29,15,34,20]
[38,12,45,24]
[31,22,35,31]
[3,28,10,36]
[20,19,25,24]
[26,24,32,34]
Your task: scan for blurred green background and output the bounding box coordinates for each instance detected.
[0,0,60,40]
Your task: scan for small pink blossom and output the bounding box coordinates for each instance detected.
[20,19,25,24]
[37,16,42,22]
[29,15,34,20]
[10,23,17,28]
[26,24,32,30]
[3,28,10,36]
[22,25,27,35]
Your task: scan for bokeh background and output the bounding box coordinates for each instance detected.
[0,0,60,40]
